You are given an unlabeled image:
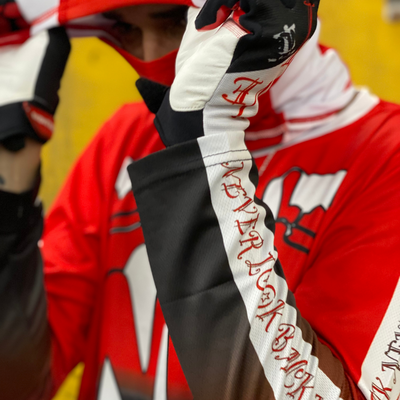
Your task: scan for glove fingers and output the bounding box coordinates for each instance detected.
[195,0,239,30]
[229,0,319,72]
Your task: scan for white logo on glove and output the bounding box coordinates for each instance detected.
[269,24,296,62]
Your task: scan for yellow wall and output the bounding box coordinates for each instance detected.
[319,0,400,104]
[49,1,400,398]
[41,38,141,210]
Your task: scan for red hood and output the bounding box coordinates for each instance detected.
[16,0,193,26]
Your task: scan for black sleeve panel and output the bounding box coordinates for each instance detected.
[0,189,52,400]
[129,141,274,400]
[128,136,356,400]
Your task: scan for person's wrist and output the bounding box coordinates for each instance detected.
[0,138,41,194]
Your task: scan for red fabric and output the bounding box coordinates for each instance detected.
[0,2,30,46]
[103,39,178,86]
[43,102,192,399]
[254,100,400,386]
[59,0,192,24]
[43,99,400,399]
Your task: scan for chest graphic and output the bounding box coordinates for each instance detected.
[262,168,346,254]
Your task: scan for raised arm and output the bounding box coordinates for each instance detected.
[127,2,377,399]
[0,26,70,399]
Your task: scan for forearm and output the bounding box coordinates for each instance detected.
[129,132,359,400]
[0,138,41,193]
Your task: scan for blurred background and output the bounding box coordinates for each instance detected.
[48,0,400,398]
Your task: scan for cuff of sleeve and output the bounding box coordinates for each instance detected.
[0,102,47,151]
[0,188,38,234]
[128,138,205,195]
[128,132,250,195]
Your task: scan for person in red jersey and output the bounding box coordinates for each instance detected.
[0,1,400,400]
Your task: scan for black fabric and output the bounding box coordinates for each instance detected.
[195,0,238,28]
[154,91,205,147]
[136,78,169,114]
[129,141,275,400]
[0,0,16,6]
[0,102,45,150]
[33,27,71,114]
[0,187,38,234]
[0,199,52,400]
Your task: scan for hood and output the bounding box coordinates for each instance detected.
[15,0,193,31]
[245,22,359,151]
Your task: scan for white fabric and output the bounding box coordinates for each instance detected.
[31,11,60,35]
[0,31,49,106]
[172,6,291,137]
[16,0,60,23]
[251,88,379,158]
[198,131,344,400]
[171,7,232,111]
[204,65,285,137]
[359,277,400,400]
[266,22,359,135]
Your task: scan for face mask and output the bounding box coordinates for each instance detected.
[103,38,177,86]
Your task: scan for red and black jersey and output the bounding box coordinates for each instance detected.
[43,91,400,399]
[129,94,400,400]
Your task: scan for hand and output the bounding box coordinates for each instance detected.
[0,27,70,151]
[137,0,319,146]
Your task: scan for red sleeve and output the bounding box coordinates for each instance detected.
[42,116,113,390]
[42,101,164,392]
[128,109,400,400]
[295,118,400,399]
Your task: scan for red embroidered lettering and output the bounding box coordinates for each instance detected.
[257,299,285,333]
[233,196,258,214]
[238,230,264,259]
[221,162,245,177]
[258,284,276,308]
[370,377,392,400]
[272,323,295,352]
[222,77,264,118]
[222,182,247,199]
[286,371,314,400]
[235,214,260,235]
[245,252,275,277]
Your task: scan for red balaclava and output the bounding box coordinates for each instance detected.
[62,0,194,86]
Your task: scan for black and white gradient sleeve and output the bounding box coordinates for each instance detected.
[128,131,357,400]
[0,189,52,400]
